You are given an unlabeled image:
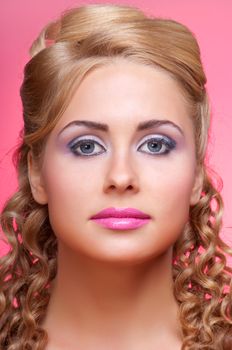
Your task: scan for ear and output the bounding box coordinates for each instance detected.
[190,166,204,206]
[27,150,48,205]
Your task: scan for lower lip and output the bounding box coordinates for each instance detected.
[91,217,150,230]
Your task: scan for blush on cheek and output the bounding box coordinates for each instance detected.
[155,168,195,219]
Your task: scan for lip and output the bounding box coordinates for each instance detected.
[91,217,150,230]
[90,207,151,231]
[90,207,151,219]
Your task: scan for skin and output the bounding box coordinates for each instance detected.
[28,59,203,350]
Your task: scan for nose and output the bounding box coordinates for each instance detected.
[103,152,139,194]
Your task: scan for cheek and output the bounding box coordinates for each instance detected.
[41,157,96,234]
[42,152,98,202]
[140,159,195,252]
[147,159,195,223]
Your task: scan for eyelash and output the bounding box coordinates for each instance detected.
[68,135,176,157]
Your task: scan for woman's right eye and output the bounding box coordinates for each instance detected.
[68,139,105,157]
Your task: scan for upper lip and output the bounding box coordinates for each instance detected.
[90,207,151,219]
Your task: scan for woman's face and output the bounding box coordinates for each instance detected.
[28,60,203,265]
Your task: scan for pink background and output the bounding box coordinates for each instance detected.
[1,0,232,260]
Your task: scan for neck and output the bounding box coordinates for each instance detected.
[43,242,182,349]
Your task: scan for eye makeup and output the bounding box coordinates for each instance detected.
[67,134,177,157]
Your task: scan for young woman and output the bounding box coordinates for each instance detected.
[0,3,231,349]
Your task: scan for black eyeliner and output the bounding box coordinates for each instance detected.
[67,134,177,157]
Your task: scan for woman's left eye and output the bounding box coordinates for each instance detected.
[68,136,176,157]
[138,136,176,155]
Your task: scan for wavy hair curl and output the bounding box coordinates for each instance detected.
[0,3,231,349]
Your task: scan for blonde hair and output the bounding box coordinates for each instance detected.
[0,3,231,349]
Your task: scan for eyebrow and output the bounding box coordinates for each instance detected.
[58,118,184,136]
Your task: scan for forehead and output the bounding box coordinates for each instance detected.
[53,60,193,135]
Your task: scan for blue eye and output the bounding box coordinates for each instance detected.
[138,136,176,155]
[68,138,104,157]
[68,135,176,157]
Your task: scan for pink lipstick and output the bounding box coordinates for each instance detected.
[90,207,151,230]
